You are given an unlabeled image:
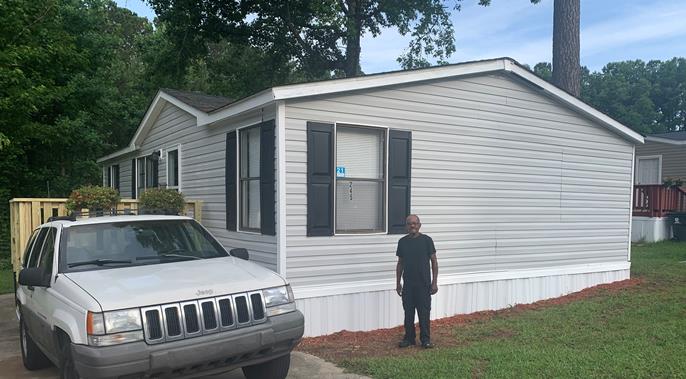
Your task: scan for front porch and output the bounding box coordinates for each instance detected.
[9,198,203,273]
[632,185,686,242]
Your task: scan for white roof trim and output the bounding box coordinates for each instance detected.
[97,145,136,163]
[100,58,644,163]
[645,136,686,145]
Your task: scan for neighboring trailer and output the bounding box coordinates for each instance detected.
[99,58,644,337]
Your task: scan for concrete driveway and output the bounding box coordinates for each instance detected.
[0,294,367,379]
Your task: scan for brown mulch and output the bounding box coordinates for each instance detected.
[297,278,643,363]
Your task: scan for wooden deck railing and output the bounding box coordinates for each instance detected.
[632,185,686,218]
[9,198,203,273]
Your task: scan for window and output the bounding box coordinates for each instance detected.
[38,228,56,270]
[239,127,261,231]
[335,125,386,233]
[60,220,227,272]
[107,165,120,192]
[22,230,40,267]
[167,149,180,190]
[306,122,410,236]
[26,228,49,268]
[136,154,159,196]
[635,155,662,185]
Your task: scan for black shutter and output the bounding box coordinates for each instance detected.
[306,122,334,236]
[388,129,412,234]
[131,159,136,199]
[152,155,159,188]
[226,131,237,231]
[260,120,276,235]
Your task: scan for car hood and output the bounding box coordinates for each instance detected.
[63,256,286,311]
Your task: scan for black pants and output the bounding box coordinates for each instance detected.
[402,284,431,344]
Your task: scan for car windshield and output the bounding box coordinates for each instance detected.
[60,220,228,272]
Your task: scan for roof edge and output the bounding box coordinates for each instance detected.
[645,136,686,145]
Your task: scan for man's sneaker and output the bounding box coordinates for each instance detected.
[421,341,434,349]
[398,340,416,348]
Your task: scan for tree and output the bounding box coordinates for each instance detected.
[552,0,580,96]
[533,58,685,134]
[480,0,580,96]
[147,0,459,78]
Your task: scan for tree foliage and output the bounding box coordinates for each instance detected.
[532,59,686,134]
[147,0,460,78]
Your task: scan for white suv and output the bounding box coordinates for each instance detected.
[15,215,304,379]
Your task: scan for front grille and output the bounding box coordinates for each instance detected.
[143,292,266,344]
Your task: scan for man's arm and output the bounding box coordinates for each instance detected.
[430,253,438,295]
[396,257,403,296]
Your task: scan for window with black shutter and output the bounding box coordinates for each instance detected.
[306,122,411,236]
[226,120,276,235]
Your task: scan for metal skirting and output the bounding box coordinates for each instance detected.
[295,267,630,337]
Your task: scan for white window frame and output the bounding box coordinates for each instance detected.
[635,155,663,185]
[135,153,159,198]
[237,124,262,234]
[107,164,120,191]
[165,145,182,192]
[333,122,389,236]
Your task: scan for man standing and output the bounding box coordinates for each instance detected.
[395,214,438,348]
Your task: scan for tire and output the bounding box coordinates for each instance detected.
[241,353,291,379]
[19,315,52,370]
[59,337,80,379]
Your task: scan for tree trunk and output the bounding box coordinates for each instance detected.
[343,0,362,77]
[552,0,580,97]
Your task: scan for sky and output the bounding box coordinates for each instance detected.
[115,0,686,74]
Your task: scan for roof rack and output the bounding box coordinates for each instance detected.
[47,215,77,222]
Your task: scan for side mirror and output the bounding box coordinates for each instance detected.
[18,268,51,288]
[230,248,249,261]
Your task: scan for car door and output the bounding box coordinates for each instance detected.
[30,226,59,355]
[18,227,48,343]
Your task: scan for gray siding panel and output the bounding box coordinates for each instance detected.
[635,141,686,179]
[116,102,278,270]
[284,72,633,287]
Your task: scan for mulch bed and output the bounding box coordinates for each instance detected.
[297,278,642,363]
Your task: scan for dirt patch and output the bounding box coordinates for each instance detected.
[297,278,642,363]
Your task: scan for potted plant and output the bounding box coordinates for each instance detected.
[66,186,120,216]
[139,188,186,215]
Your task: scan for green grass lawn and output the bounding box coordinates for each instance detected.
[341,242,686,378]
[0,270,14,294]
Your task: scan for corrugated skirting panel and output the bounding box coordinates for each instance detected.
[296,268,629,337]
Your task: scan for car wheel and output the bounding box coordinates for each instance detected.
[19,315,51,370]
[242,354,291,379]
[59,337,80,379]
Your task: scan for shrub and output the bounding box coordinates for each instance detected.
[663,177,684,188]
[66,186,120,213]
[139,188,186,215]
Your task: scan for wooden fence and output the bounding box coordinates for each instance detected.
[9,198,203,273]
[632,185,686,218]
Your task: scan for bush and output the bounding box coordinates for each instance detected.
[66,186,120,213]
[139,189,186,215]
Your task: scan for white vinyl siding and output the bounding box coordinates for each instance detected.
[134,102,278,270]
[284,72,634,287]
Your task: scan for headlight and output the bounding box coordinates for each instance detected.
[104,309,142,333]
[262,285,296,317]
[87,309,143,346]
[262,286,290,307]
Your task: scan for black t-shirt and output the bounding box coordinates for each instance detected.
[396,233,436,287]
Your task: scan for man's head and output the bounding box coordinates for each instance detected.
[406,214,421,236]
